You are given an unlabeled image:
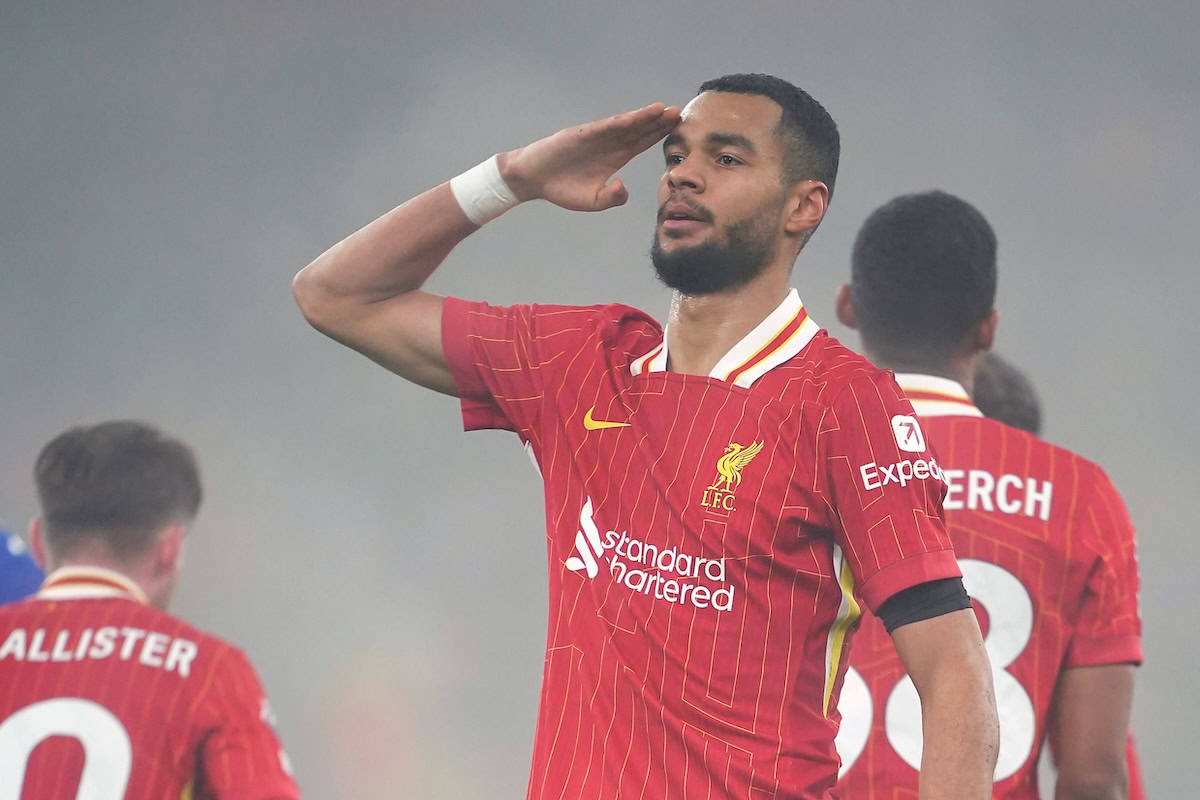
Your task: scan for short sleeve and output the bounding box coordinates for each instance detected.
[818,373,960,612]
[194,647,301,800]
[443,297,607,438]
[1064,468,1142,667]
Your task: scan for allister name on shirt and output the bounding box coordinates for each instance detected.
[0,626,198,676]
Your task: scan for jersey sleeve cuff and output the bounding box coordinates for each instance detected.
[441,297,516,432]
[857,548,962,613]
[1064,634,1143,668]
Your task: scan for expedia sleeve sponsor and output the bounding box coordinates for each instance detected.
[859,456,946,491]
[809,373,962,613]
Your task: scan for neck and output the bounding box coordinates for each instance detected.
[866,351,981,397]
[666,271,792,376]
[49,551,156,606]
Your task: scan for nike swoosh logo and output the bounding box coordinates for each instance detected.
[583,406,631,431]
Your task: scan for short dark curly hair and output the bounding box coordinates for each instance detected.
[850,190,997,365]
[698,73,840,199]
[35,420,202,559]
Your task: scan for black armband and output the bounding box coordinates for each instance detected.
[876,577,971,634]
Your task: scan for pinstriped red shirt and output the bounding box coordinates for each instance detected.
[442,290,959,800]
[835,374,1142,800]
[0,568,299,799]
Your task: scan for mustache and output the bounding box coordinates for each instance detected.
[657,195,714,224]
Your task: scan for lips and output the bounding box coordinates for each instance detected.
[658,198,713,235]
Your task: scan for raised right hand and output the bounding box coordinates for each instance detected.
[498,103,681,212]
[295,102,680,397]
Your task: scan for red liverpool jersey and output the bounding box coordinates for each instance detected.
[835,374,1141,799]
[442,290,960,800]
[0,568,299,799]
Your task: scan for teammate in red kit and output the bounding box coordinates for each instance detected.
[294,74,998,799]
[0,421,300,799]
[832,191,1141,799]
[972,352,1148,800]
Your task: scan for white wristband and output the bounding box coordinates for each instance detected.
[449,154,520,226]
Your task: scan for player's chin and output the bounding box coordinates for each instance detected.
[656,224,710,248]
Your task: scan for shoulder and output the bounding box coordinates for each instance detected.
[141,608,257,677]
[525,301,663,365]
[584,302,662,350]
[447,298,660,347]
[520,301,661,344]
[800,332,907,409]
[746,330,886,402]
[1068,453,1130,522]
[995,422,1115,494]
[749,332,911,428]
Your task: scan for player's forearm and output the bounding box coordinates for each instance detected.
[1050,665,1135,800]
[1056,770,1128,800]
[889,608,999,799]
[293,181,478,329]
[916,662,998,800]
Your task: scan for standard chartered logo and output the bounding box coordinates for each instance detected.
[564,498,736,611]
[564,498,607,578]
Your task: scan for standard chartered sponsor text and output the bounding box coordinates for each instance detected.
[568,499,735,611]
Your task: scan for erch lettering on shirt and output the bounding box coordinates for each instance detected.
[859,458,1052,521]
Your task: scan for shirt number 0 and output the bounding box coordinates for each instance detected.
[836,559,1037,781]
[0,697,133,799]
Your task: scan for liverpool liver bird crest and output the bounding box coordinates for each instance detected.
[710,441,765,492]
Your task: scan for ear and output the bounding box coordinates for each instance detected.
[835,284,858,329]
[28,517,48,570]
[153,524,187,577]
[975,309,999,351]
[784,180,829,238]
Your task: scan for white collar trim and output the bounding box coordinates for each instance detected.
[894,373,984,418]
[631,289,820,387]
[37,566,148,604]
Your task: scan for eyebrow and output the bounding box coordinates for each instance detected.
[662,131,758,155]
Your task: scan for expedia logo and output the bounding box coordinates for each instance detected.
[859,456,946,490]
[891,415,926,453]
[564,498,736,611]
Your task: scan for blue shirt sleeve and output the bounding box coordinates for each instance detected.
[0,530,44,605]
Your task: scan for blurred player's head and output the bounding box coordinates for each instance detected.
[651,73,839,296]
[31,420,202,609]
[973,352,1043,435]
[837,190,998,380]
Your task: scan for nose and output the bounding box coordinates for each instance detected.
[666,155,704,193]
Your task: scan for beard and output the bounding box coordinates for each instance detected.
[650,202,780,296]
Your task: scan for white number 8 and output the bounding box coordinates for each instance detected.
[836,559,1037,781]
[0,697,132,799]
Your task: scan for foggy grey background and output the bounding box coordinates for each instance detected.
[2,1,1195,796]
